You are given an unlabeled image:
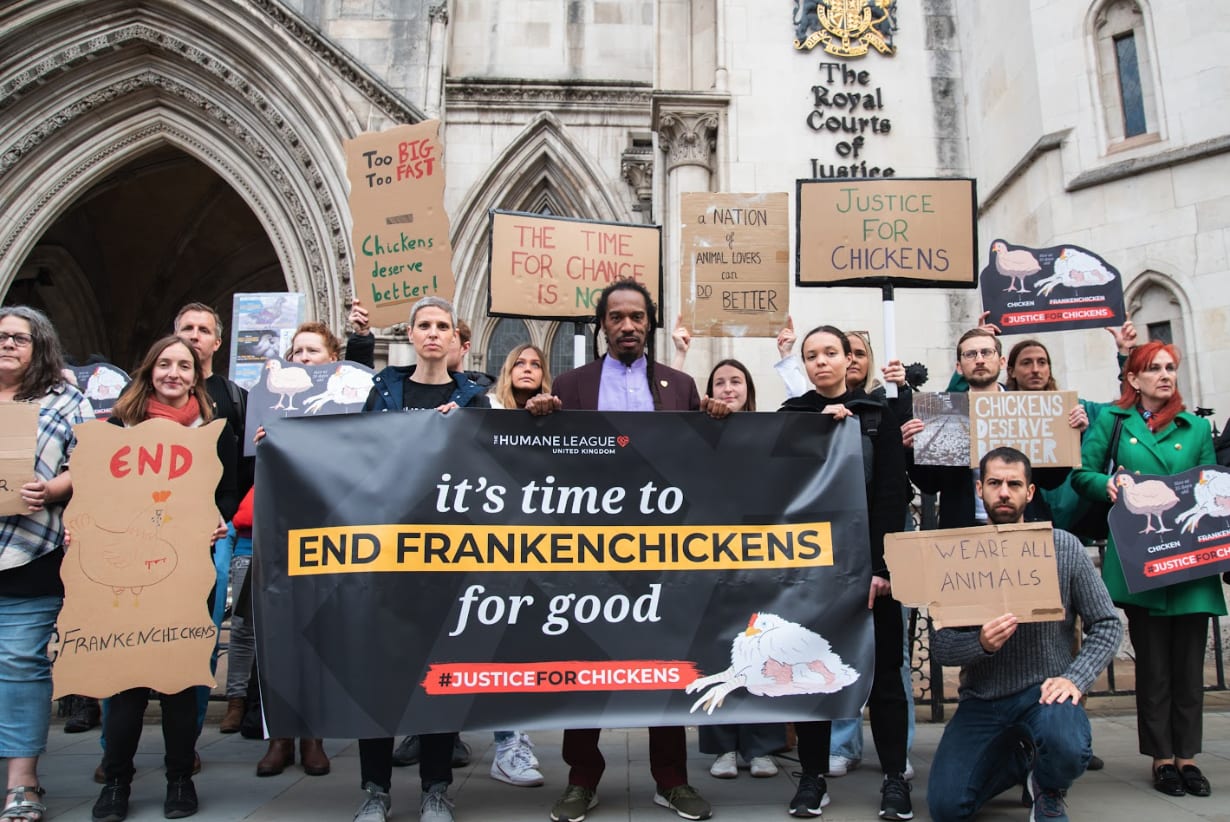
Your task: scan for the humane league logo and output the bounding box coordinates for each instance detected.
[491,432,629,456]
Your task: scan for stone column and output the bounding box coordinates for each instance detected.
[426,4,449,118]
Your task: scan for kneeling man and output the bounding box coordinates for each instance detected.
[928,447,1122,822]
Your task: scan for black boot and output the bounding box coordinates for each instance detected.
[92,781,130,822]
[66,695,102,733]
[164,777,198,819]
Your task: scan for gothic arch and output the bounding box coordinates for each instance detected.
[1123,269,1203,400]
[449,112,631,357]
[1084,0,1165,149]
[0,0,421,330]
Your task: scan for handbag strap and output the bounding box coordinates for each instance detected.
[1104,414,1125,474]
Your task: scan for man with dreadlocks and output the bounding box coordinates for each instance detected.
[528,279,722,821]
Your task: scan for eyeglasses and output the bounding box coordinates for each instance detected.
[960,348,999,361]
[0,332,34,347]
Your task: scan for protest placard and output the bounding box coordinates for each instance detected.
[487,211,662,322]
[980,241,1126,334]
[51,419,224,698]
[680,192,789,336]
[70,363,130,420]
[228,292,306,390]
[1109,465,1230,593]
[254,410,874,738]
[345,120,455,328]
[884,522,1064,628]
[911,392,970,467]
[243,359,373,456]
[0,402,38,516]
[969,391,1080,468]
[796,178,977,287]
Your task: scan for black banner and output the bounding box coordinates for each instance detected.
[254,410,874,738]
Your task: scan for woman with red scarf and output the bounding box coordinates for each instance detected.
[91,335,237,822]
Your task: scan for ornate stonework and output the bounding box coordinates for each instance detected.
[446,79,653,114]
[620,146,654,220]
[655,111,720,173]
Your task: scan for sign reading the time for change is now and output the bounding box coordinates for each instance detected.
[797,178,977,288]
[487,211,662,322]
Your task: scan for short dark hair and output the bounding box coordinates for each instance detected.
[175,302,224,338]
[956,328,1001,359]
[979,446,1032,484]
[457,320,472,347]
[801,324,852,356]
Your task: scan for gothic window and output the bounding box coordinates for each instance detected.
[485,318,531,380]
[549,323,594,378]
[1093,0,1158,146]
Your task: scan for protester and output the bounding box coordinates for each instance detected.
[777,325,912,820]
[697,360,788,781]
[527,279,726,822]
[357,297,490,822]
[0,306,92,822]
[92,335,237,821]
[928,447,1122,822]
[487,343,551,411]
[1072,341,1222,798]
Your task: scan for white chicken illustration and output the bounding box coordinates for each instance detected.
[991,240,1042,292]
[83,366,128,403]
[685,612,859,715]
[1175,470,1230,534]
[264,360,313,410]
[1034,247,1116,296]
[302,364,374,414]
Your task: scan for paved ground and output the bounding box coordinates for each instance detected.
[27,699,1230,821]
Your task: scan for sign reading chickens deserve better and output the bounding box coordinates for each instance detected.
[253,410,876,739]
[796,177,977,287]
[1109,465,1230,593]
[242,359,374,456]
[51,419,224,699]
[979,240,1126,334]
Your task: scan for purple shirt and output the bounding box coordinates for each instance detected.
[597,355,654,411]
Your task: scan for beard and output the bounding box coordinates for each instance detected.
[966,369,1000,389]
[985,502,1024,525]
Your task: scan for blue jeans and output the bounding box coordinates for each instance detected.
[832,605,916,761]
[927,684,1091,822]
[0,594,62,757]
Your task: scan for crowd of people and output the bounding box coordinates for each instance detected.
[0,282,1227,822]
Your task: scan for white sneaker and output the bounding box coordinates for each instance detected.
[709,751,738,779]
[749,755,778,778]
[903,758,915,781]
[491,733,545,786]
[825,755,859,777]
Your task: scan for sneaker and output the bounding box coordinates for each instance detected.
[788,773,830,817]
[1028,769,1069,821]
[354,782,391,822]
[1086,753,1104,771]
[653,784,712,820]
[550,784,597,822]
[491,733,545,786]
[92,781,130,822]
[66,695,102,733]
[903,759,915,781]
[709,752,738,779]
[750,756,779,778]
[392,734,420,766]
[164,776,198,819]
[879,773,913,820]
[825,755,859,777]
[452,734,472,767]
[420,783,455,822]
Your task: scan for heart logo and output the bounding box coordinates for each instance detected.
[152,490,172,503]
[617,436,630,447]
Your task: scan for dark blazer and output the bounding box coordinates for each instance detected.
[552,355,699,411]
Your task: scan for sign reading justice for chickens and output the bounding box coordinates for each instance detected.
[1109,464,1230,593]
[979,240,1126,334]
[52,419,224,699]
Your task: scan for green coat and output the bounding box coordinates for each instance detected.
[1072,406,1224,616]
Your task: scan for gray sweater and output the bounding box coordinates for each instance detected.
[932,528,1123,701]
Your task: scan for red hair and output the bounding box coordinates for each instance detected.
[1116,341,1184,431]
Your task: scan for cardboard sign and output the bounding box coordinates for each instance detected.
[969,391,1080,468]
[487,211,663,322]
[0,402,39,516]
[1109,465,1230,593]
[346,120,455,327]
[679,193,790,337]
[796,177,977,287]
[885,522,1064,628]
[51,418,225,698]
[243,359,374,456]
[911,392,970,467]
[980,241,1126,334]
[71,363,130,420]
[228,292,306,390]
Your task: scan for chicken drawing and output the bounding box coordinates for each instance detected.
[73,491,178,606]
[83,366,128,403]
[1117,474,1181,534]
[1033,248,1116,296]
[1174,470,1230,534]
[302,364,374,414]
[991,241,1042,292]
[684,612,859,715]
[264,360,313,410]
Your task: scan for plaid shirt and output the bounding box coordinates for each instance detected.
[0,383,93,572]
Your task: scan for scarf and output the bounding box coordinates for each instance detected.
[145,394,202,426]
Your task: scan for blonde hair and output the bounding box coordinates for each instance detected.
[846,330,882,392]
[494,344,552,409]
